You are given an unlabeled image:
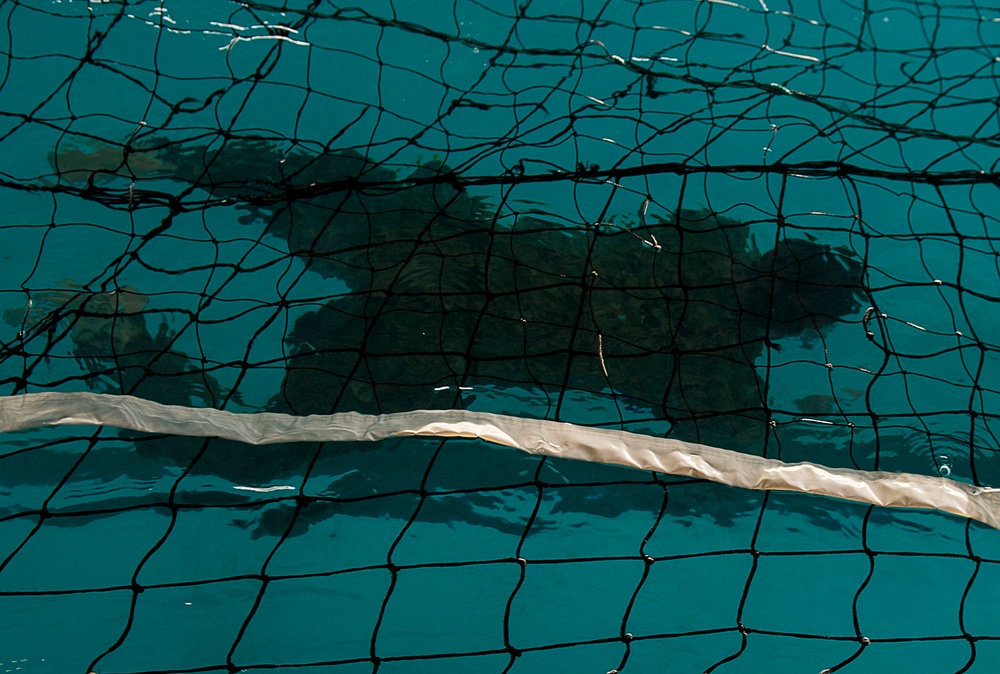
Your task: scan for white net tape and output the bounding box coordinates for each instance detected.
[2,392,998,530]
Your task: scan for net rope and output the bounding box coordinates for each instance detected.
[3,0,1000,672]
[6,391,1000,530]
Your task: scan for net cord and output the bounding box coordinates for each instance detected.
[2,391,997,530]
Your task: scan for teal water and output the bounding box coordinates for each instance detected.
[3,0,1000,672]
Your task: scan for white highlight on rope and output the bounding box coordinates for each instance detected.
[705,0,749,10]
[220,33,310,51]
[2,392,998,530]
[762,44,820,63]
[207,21,308,50]
[233,485,296,493]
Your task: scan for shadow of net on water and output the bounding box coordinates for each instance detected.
[5,2,1000,672]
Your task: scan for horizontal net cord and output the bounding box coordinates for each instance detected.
[2,391,998,530]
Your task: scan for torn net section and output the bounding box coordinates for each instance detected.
[2,0,1000,672]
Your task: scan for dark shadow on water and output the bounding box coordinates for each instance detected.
[1,136,881,535]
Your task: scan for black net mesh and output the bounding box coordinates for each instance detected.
[3,0,1000,672]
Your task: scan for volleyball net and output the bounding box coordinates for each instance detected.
[3,0,1000,672]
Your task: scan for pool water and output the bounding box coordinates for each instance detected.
[3,0,1000,672]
